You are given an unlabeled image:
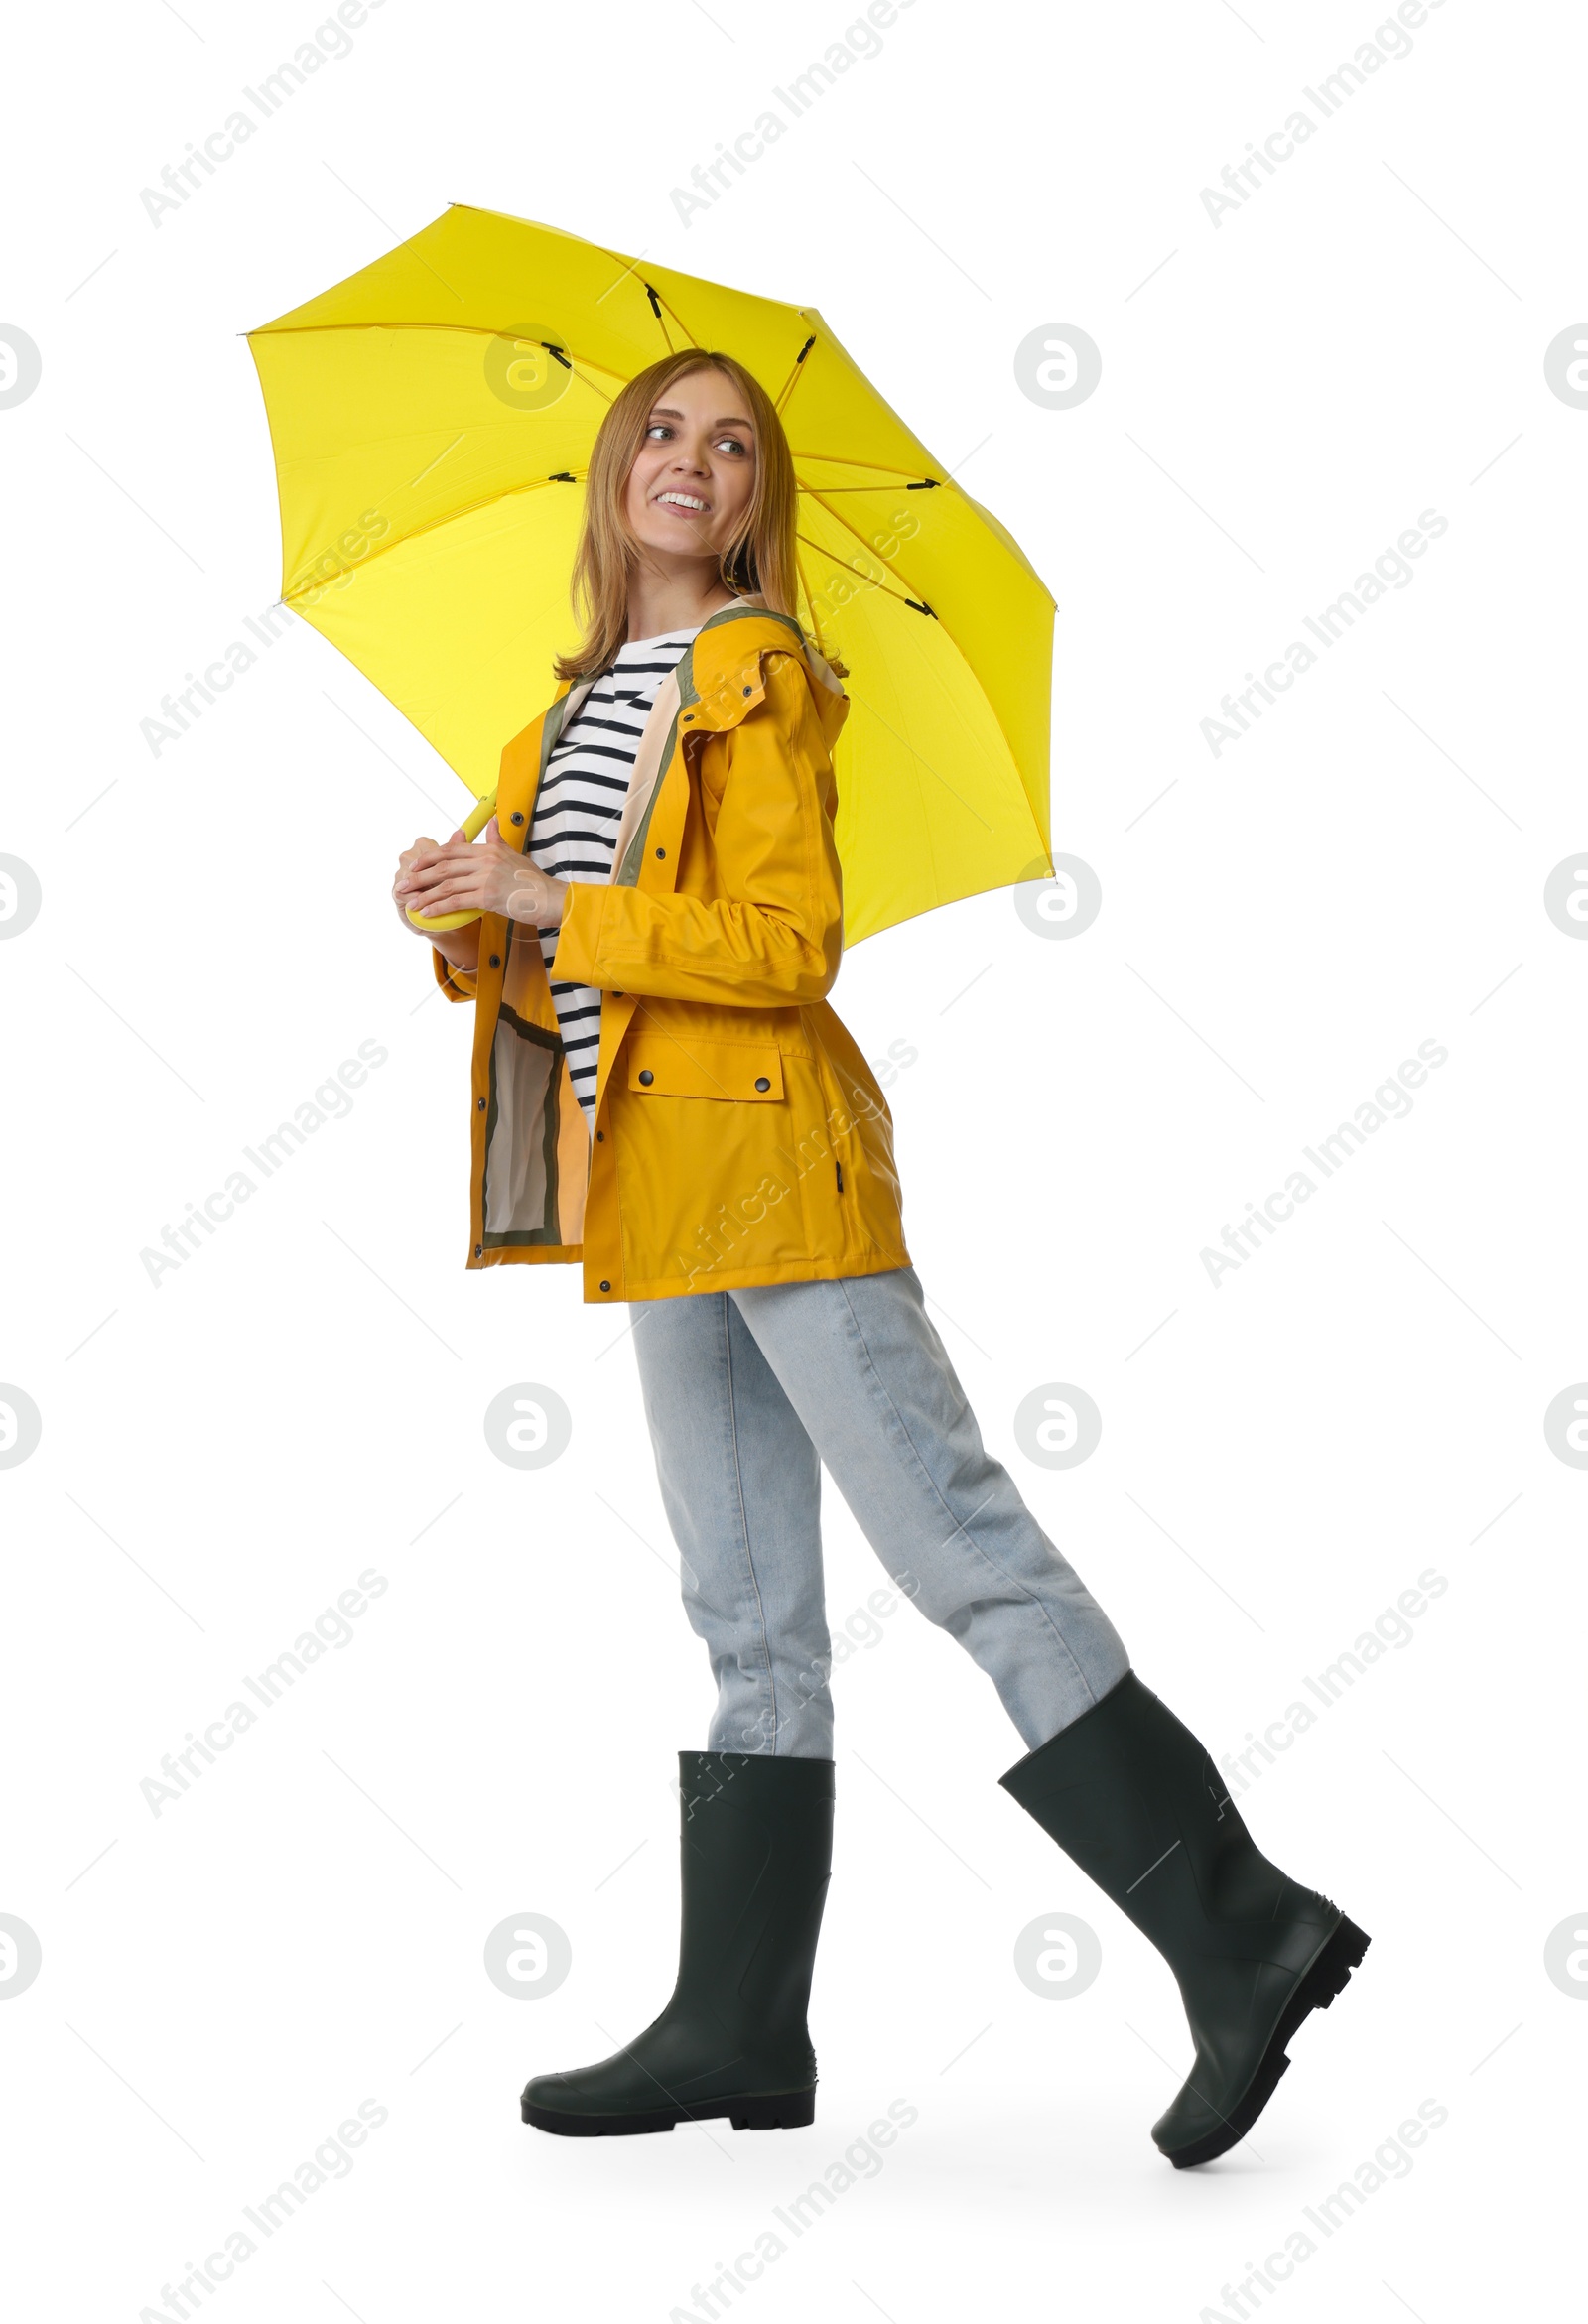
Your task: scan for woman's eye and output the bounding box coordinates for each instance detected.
[644,423,749,454]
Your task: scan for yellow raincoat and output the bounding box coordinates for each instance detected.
[431,601,911,1302]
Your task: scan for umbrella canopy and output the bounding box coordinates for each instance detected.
[247,203,1055,944]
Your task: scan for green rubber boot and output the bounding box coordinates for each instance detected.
[521,1750,834,2136]
[999,1672,1369,2167]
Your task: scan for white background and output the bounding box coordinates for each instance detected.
[1,1,1581,2316]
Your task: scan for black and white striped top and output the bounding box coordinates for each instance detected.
[530,627,700,1127]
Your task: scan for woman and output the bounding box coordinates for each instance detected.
[392,350,1368,2165]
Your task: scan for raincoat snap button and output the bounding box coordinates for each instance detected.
[474,1243,483,1257]
[742,684,752,696]
[510,811,524,825]
[638,1069,654,1086]
[654,846,666,859]
[476,1097,486,1110]
[598,1279,611,1293]
[488,953,500,968]
[596,1129,604,1141]
[754,1076,770,1092]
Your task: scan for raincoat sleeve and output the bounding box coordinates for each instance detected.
[549,654,843,1009]
[431,946,479,1002]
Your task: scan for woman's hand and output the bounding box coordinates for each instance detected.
[394,819,571,929]
[393,828,462,934]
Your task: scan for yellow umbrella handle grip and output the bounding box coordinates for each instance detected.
[406,789,500,932]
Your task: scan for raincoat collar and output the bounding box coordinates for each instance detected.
[519,596,848,884]
[547,594,845,734]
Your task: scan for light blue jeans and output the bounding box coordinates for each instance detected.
[629,1265,1131,1758]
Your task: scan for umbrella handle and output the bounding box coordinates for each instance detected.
[405,788,499,932]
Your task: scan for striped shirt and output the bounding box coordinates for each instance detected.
[530,627,700,1128]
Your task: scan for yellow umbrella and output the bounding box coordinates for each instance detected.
[247,202,1054,945]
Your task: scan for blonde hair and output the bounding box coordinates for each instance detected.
[553,350,845,681]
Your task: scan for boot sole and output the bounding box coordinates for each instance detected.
[1160,1913,1372,2170]
[521,2086,816,2136]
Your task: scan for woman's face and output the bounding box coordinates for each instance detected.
[623,366,757,577]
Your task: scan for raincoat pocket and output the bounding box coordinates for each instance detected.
[625,1036,786,1102]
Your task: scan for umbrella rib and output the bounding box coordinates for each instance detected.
[644,284,703,355]
[582,238,703,354]
[773,338,815,416]
[793,530,1035,841]
[792,538,1001,839]
[796,528,931,617]
[791,452,945,481]
[249,319,624,412]
[795,481,1048,806]
[795,493,942,635]
[253,320,560,338]
[793,541,849,677]
[279,469,589,603]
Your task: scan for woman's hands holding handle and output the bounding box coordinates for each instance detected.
[393,817,571,971]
